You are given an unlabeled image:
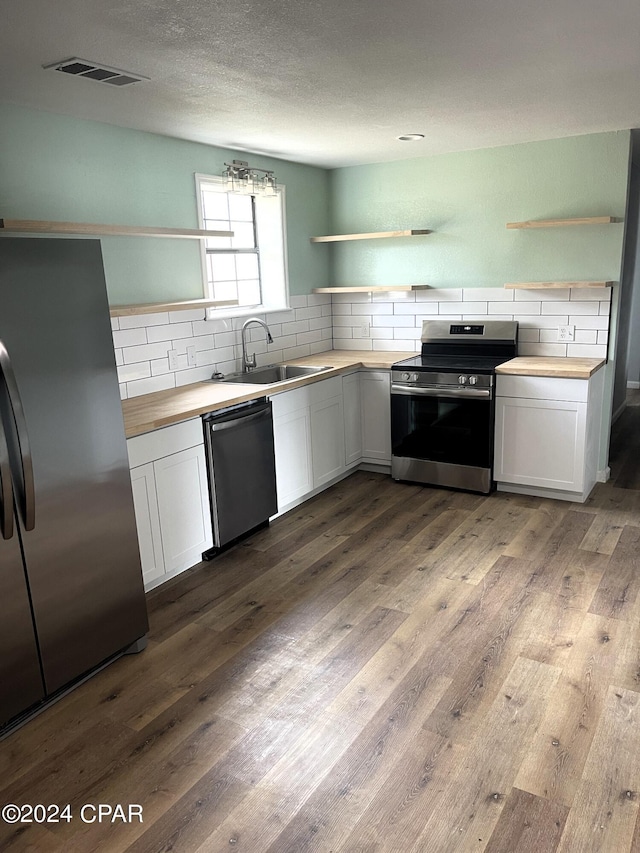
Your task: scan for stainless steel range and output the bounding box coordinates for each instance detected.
[391,319,518,493]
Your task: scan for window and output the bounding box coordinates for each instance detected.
[195,173,289,315]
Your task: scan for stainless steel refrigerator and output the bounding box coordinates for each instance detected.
[0,237,148,732]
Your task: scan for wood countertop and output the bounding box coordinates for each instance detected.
[122,351,607,438]
[495,356,606,379]
[121,349,413,437]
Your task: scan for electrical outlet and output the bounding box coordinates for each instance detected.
[168,349,178,370]
[558,325,575,342]
[186,345,197,366]
[355,322,370,338]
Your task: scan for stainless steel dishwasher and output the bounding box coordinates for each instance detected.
[202,398,278,557]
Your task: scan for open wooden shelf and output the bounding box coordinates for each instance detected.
[504,281,615,290]
[110,298,238,317]
[0,218,233,239]
[506,216,618,230]
[310,229,432,243]
[312,285,430,294]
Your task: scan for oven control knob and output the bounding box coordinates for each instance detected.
[402,372,411,381]
[469,375,478,385]
[458,375,467,385]
[411,373,419,382]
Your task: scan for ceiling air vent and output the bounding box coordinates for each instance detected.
[43,58,149,87]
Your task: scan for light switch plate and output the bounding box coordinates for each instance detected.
[558,325,575,342]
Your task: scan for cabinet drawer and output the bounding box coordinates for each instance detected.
[127,418,203,468]
[496,375,589,403]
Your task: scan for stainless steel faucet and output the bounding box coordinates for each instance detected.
[241,317,273,372]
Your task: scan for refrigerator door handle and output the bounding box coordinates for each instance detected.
[0,422,14,540]
[0,340,35,531]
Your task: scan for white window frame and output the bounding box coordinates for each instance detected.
[195,173,290,319]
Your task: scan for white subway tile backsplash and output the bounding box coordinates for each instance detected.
[118,362,151,383]
[114,348,124,366]
[294,306,323,320]
[151,357,171,376]
[489,301,541,315]
[118,312,169,329]
[308,340,332,355]
[126,373,176,397]
[373,339,417,351]
[332,292,371,303]
[280,320,311,336]
[517,314,569,328]
[566,343,608,358]
[519,342,568,357]
[370,327,394,339]
[599,302,611,316]
[574,330,598,344]
[296,330,323,345]
[147,322,194,343]
[306,293,331,306]
[283,344,312,360]
[289,295,308,309]
[570,287,612,301]
[372,314,414,327]
[119,383,127,400]
[113,327,147,348]
[542,301,598,315]
[309,316,332,331]
[330,287,612,359]
[416,288,462,302]
[439,302,487,315]
[111,318,120,331]
[514,289,571,302]
[175,365,215,386]
[597,330,609,345]
[372,290,415,302]
[569,315,610,330]
[333,338,369,350]
[466,288,513,302]
[123,341,173,364]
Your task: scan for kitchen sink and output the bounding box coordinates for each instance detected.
[211,364,333,384]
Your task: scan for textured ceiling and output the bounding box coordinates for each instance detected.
[1,0,640,168]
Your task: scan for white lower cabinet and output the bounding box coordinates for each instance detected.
[272,404,313,508]
[494,370,605,502]
[360,370,391,464]
[271,375,349,514]
[127,419,213,590]
[343,371,363,465]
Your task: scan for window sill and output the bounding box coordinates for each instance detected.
[205,304,292,321]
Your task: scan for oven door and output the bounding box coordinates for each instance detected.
[390,384,495,493]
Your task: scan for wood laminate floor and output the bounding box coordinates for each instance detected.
[2,408,640,853]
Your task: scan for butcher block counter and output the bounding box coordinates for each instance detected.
[495,356,605,379]
[121,350,413,437]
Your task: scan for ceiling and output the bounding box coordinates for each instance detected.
[2,0,640,169]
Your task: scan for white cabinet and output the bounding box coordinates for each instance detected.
[494,371,605,502]
[311,395,346,486]
[127,419,213,590]
[270,375,348,514]
[129,463,164,588]
[343,371,363,466]
[272,404,313,508]
[360,370,391,464]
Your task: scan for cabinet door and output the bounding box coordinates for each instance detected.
[273,407,313,508]
[361,371,391,462]
[343,372,362,465]
[154,445,213,575]
[311,395,346,487]
[129,463,165,588]
[494,396,587,491]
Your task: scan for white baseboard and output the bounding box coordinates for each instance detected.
[597,467,611,483]
[627,381,640,389]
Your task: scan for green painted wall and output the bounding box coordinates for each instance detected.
[0,103,331,302]
[328,131,632,474]
[328,133,630,288]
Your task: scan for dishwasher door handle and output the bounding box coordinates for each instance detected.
[208,407,271,432]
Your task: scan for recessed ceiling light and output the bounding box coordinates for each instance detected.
[397,134,425,141]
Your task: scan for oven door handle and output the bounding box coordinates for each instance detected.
[391,384,492,400]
